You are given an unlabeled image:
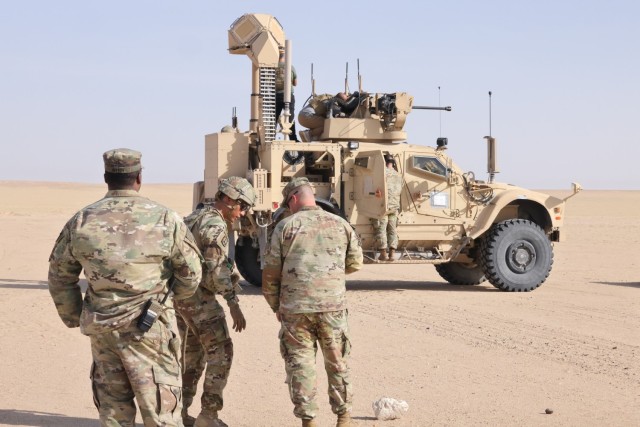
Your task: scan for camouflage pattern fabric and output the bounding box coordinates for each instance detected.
[262,206,363,314]
[175,206,238,415]
[279,310,352,419]
[90,319,183,426]
[386,166,402,211]
[48,189,203,426]
[372,167,402,250]
[262,205,362,421]
[370,210,399,250]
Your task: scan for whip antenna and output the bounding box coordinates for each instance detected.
[484,90,498,183]
[438,86,442,137]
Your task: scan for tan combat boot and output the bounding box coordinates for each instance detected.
[194,411,228,427]
[336,412,352,427]
[388,248,396,261]
[302,418,318,427]
[378,249,388,261]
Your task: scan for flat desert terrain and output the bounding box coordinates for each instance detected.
[0,182,638,427]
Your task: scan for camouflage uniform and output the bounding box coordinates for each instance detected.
[48,148,203,427]
[371,165,403,251]
[175,206,239,418]
[275,52,299,141]
[263,178,364,421]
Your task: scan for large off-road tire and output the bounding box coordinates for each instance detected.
[479,219,553,292]
[235,236,262,287]
[435,262,486,286]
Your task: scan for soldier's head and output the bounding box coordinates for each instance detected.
[282,177,315,213]
[216,176,256,221]
[103,148,142,190]
[220,125,235,133]
[384,153,396,169]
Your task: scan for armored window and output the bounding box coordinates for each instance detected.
[354,157,369,169]
[412,156,447,178]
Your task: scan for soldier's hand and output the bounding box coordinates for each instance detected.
[229,304,246,332]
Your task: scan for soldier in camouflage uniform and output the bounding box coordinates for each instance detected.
[175,177,256,427]
[371,154,403,261]
[262,177,364,427]
[48,148,203,427]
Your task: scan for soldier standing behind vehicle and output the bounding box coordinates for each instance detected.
[276,47,299,141]
[372,155,403,261]
[262,177,364,427]
[47,148,203,427]
[176,176,256,427]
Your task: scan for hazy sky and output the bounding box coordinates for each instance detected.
[2,1,639,189]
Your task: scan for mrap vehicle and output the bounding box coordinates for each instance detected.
[192,13,581,292]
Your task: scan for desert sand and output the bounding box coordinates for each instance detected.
[0,181,638,427]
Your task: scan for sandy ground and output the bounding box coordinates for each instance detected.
[0,181,638,427]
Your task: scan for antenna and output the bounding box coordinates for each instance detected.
[344,62,349,94]
[232,106,237,129]
[488,90,492,137]
[311,63,315,96]
[357,59,362,93]
[438,86,442,137]
[484,90,498,183]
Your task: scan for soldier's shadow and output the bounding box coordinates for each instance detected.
[0,409,91,427]
[0,409,145,426]
[347,280,498,292]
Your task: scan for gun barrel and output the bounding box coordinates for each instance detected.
[412,105,452,111]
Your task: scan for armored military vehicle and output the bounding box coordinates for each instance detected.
[193,13,581,292]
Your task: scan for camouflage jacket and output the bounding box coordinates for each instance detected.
[386,166,402,212]
[178,206,239,307]
[262,206,363,314]
[48,189,203,335]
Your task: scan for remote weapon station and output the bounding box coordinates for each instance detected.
[193,13,581,291]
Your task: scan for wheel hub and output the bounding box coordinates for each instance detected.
[506,240,536,273]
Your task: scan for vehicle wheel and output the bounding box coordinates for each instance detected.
[235,236,262,287]
[435,262,486,285]
[479,219,553,292]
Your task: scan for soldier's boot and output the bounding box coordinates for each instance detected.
[194,411,228,427]
[388,248,396,261]
[182,408,196,427]
[336,412,352,427]
[378,249,388,261]
[302,418,318,427]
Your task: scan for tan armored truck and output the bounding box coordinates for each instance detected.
[193,13,581,292]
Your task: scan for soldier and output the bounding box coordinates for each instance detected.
[275,47,299,141]
[298,92,349,141]
[372,154,403,261]
[176,176,256,427]
[48,148,203,426]
[262,177,364,427]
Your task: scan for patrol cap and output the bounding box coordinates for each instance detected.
[282,177,310,205]
[103,148,142,173]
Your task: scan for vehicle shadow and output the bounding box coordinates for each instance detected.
[239,280,498,293]
[347,280,498,292]
[593,281,640,289]
[0,278,88,292]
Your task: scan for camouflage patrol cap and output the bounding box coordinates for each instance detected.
[282,177,310,205]
[218,176,256,207]
[103,148,142,173]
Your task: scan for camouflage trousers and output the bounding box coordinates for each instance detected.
[279,310,352,420]
[371,209,399,250]
[176,292,232,416]
[89,316,183,427]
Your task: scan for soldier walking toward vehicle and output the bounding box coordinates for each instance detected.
[176,176,256,427]
[372,154,403,261]
[262,177,364,427]
[47,148,203,427]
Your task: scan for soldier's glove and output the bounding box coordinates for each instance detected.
[231,272,242,293]
[229,303,246,333]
